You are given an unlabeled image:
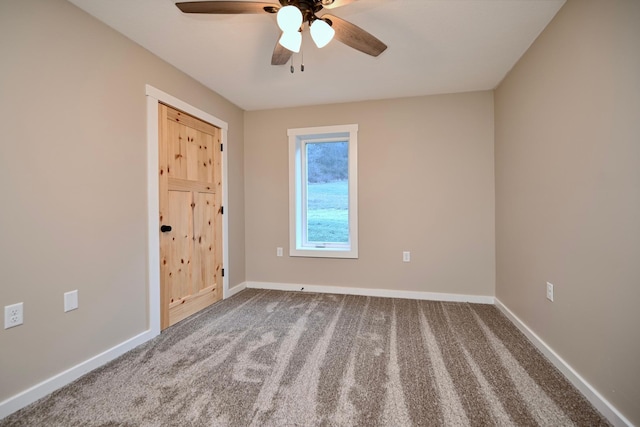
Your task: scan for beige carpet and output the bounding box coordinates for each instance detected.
[1,289,609,426]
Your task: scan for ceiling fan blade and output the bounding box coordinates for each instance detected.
[271,38,293,65]
[175,1,278,14]
[323,14,387,57]
[321,0,357,10]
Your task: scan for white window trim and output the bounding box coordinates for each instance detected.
[288,124,358,259]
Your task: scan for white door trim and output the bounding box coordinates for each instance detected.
[145,85,229,335]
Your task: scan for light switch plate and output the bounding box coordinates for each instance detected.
[546,282,554,302]
[64,290,79,312]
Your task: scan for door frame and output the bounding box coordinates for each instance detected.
[145,85,229,335]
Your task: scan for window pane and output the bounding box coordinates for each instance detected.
[306,142,349,244]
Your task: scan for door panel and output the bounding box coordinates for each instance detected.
[159,104,222,330]
[192,192,216,291]
[166,120,188,180]
[167,190,192,303]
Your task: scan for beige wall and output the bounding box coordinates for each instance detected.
[495,0,640,424]
[4,0,635,422]
[245,92,495,296]
[0,0,245,402]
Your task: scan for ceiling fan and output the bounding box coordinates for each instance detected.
[175,1,387,66]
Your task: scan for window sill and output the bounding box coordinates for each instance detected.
[289,247,358,259]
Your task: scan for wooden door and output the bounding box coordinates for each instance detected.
[158,104,223,330]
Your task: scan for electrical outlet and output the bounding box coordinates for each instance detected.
[403,251,411,262]
[276,247,283,257]
[4,302,24,329]
[546,282,554,302]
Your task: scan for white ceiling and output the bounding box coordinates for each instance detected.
[67,0,565,111]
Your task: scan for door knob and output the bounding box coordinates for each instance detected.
[160,225,172,232]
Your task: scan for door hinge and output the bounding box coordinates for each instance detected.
[221,268,225,277]
[220,206,224,215]
[220,143,223,152]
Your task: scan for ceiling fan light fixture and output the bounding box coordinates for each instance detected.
[276,5,303,33]
[278,31,302,53]
[310,19,335,48]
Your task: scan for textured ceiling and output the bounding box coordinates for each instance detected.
[67,0,565,110]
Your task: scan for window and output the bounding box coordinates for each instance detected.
[289,124,358,258]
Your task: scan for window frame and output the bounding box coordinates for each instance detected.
[288,124,358,259]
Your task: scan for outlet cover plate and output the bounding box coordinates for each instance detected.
[546,282,554,302]
[4,302,24,329]
[403,251,411,262]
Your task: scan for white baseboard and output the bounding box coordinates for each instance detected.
[0,280,245,420]
[495,299,632,427]
[227,282,247,298]
[0,328,157,420]
[4,288,626,426]
[246,281,494,304]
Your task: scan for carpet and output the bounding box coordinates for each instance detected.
[0,289,609,426]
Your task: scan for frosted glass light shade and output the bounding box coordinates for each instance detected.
[310,19,335,48]
[279,31,302,53]
[277,5,303,33]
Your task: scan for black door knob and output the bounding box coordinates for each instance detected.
[160,225,172,232]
